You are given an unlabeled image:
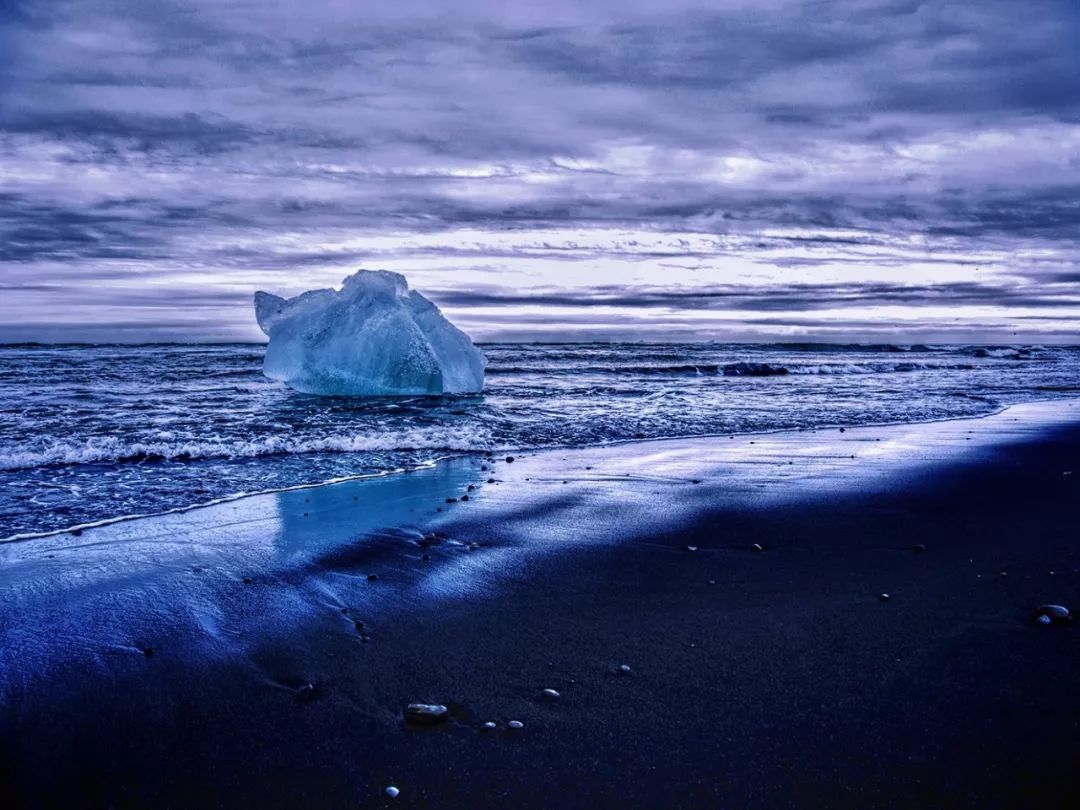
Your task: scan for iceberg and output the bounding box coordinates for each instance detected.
[254,269,486,396]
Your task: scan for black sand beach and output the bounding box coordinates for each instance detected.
[2,402,1080,808]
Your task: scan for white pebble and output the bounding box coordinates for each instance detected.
[542,688,560,699]
[481,721,497,730]
[508,720,524,730]
[618,664,631,674]
[385,786,400,799]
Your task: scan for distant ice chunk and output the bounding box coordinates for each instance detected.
[254,269,485,396]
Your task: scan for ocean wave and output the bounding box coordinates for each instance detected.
[488,361,977,377]
[0,428,494,471]
[787,362,976,375]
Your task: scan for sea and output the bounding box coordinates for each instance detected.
[3,342,1079,539]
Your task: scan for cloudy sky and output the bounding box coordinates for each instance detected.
[2,0,1078,343]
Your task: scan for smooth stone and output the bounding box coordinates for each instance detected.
[467,542,480,551]
[405,703,449,725]
[542,688,560,699]
[879,593,891,601]
[750,543,764,552]
[481,721,497,730]
[446,497,458,503]
[487,478,496,484]
[385,786,400,799]
[1034,604,1071,624]
[506,456,515,463]
[1036,614,1053,626]
[686,545,698,552]
[508,720,524,730]
[367,573,379,581]
[461,494,470,501]
[618,664,631,674]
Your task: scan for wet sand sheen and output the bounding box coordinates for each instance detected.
[2,401,1080,807]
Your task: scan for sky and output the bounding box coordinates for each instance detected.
[1,0,1079,343]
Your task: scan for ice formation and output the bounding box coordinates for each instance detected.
[254,270,486,396]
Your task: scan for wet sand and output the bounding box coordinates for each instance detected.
[2,401,1080,808]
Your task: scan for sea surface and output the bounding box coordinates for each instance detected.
[2,342,1079,538]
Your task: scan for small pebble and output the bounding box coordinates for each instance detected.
[879,593,891,602]
[707,579,717,586]
[467,484,476,491]
[405,703,449,725]
[508,720,524,730]
[446,497,457,503]
[487,478,495,484]
[686,545,699,552]
[1033,604,1071,624]
[542,688,560,699]
[367,573,379,582]
[242,577,253,585]
[506,456,515,463]
[750,543,764,553]
[467,541,480,551]
[1035,614,1052,626]
[618,664,631,674]
[385,786,400,799]
[481,721,497,731]
[691,479,701,484]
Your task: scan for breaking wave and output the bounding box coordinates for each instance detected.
[0,428,494,471]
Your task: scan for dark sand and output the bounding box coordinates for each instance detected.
[2,402,1080,808]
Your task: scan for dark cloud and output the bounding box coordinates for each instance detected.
[428,280,1080,313]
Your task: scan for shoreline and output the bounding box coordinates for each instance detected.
[3,399,1080,807]
[4,395,1047,544]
